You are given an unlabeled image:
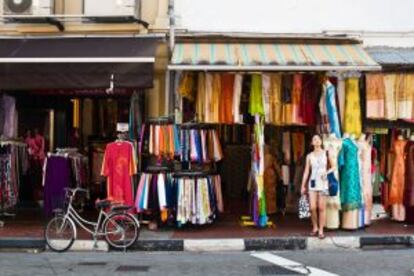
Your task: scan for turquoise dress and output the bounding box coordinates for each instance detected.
[339,138,362,211]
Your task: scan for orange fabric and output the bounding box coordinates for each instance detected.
[219,74,235,123]
[292,74,303,124]
[389,140,408,205]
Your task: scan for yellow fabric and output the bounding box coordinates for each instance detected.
[72,99,80,128]
[196,72,206,122]
[344,78,362,136]
[211,74,221,123]
[178,72,195,101]
[269,74,282,125]
[384,74,397,120]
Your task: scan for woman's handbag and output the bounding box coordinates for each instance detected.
[327,172,339,196]
[298,195,311,219]
[326,151,339,196]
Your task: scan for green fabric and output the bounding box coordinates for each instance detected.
[339,138,362,211]
[249,74,265,116]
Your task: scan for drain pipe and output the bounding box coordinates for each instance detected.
[165,0,175,117]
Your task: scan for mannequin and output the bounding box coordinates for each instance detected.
[389,134,407,222]
[357,134,373,226]
[323,133,342,229]
[341,133,361,230]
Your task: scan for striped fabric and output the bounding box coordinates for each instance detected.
[171,43,379,69]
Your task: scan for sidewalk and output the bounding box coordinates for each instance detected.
[1,208,413,252]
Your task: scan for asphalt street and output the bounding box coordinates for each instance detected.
[0,249,413,276]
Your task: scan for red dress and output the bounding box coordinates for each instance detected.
[101,141,137,206]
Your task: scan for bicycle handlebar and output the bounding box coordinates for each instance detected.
[64,188,88,197]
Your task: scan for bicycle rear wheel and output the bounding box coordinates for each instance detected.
[45,216,76,252]
[104,212,139,249]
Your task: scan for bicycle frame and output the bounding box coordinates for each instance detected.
[64,204,109,238]
[57,190,124,240]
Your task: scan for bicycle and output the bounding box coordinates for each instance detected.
[45,188,140,252]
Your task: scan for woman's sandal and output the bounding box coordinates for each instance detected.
[318,233,326,240]
[310,230,318,237]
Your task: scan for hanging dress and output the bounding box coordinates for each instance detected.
[325,80,342,138]
[357,138,373,225]
[340,138,362,211]
[389,139,408,205]
[343,78,362,136]
[324,136,342,229]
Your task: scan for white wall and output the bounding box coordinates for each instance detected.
[175,0,414,34]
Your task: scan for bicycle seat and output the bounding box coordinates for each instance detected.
[111,205,132,212]
[95,199,111,209]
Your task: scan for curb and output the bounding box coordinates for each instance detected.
[0,236,412,252]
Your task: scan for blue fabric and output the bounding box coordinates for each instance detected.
[194,130,202,163]
[325,82,341,138]
[173,125,181,156]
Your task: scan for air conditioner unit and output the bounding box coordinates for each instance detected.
[84,0,139,17]
[3,0,53,16]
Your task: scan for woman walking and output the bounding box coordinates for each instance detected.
[301,134,335,239]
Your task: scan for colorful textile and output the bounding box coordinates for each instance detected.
[389,139,408,205]
[232,74,243,123]
[178,72,195,101]
[219,74,235,123]
[101,141,137,206]
[339,138,362,211]
[384,74,397,120]
[365,74,385,119]
[281,75,293,124]
[292,74,303,124]
[325,80,342,138]
[343,78,362,136]
[269,74,283,125]
[249,74,265,116]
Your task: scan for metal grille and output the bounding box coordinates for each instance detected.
[258,265,301,275]
[116,265,150,272]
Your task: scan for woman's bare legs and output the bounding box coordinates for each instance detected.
[317,193,327,237]
[309,191,318,234]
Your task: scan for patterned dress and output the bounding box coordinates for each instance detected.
[340,138,362,211]
[343,78,362,136]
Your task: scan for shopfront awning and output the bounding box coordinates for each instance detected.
[169,42,381,71]
[366,47,414,69]
[0,36,161,90]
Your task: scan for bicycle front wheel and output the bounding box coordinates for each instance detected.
[45,216,76,252]
[104,212,139,249]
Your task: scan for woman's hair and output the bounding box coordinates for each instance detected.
[310,133,324,151]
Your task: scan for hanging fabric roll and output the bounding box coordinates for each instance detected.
[269,74,283,125]
[281,74,293,125]
[291,74,303,124]
[233,74,243,123]
[396,74,414,120]
[196,72,206,122]
[249,74,265,116]
[365,73,385,119]
[383,74,398,120]
[212,74,221,123]
[262,74,271,123]
[220,74,235,124]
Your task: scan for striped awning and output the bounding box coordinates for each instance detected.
[170,43,380,71]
